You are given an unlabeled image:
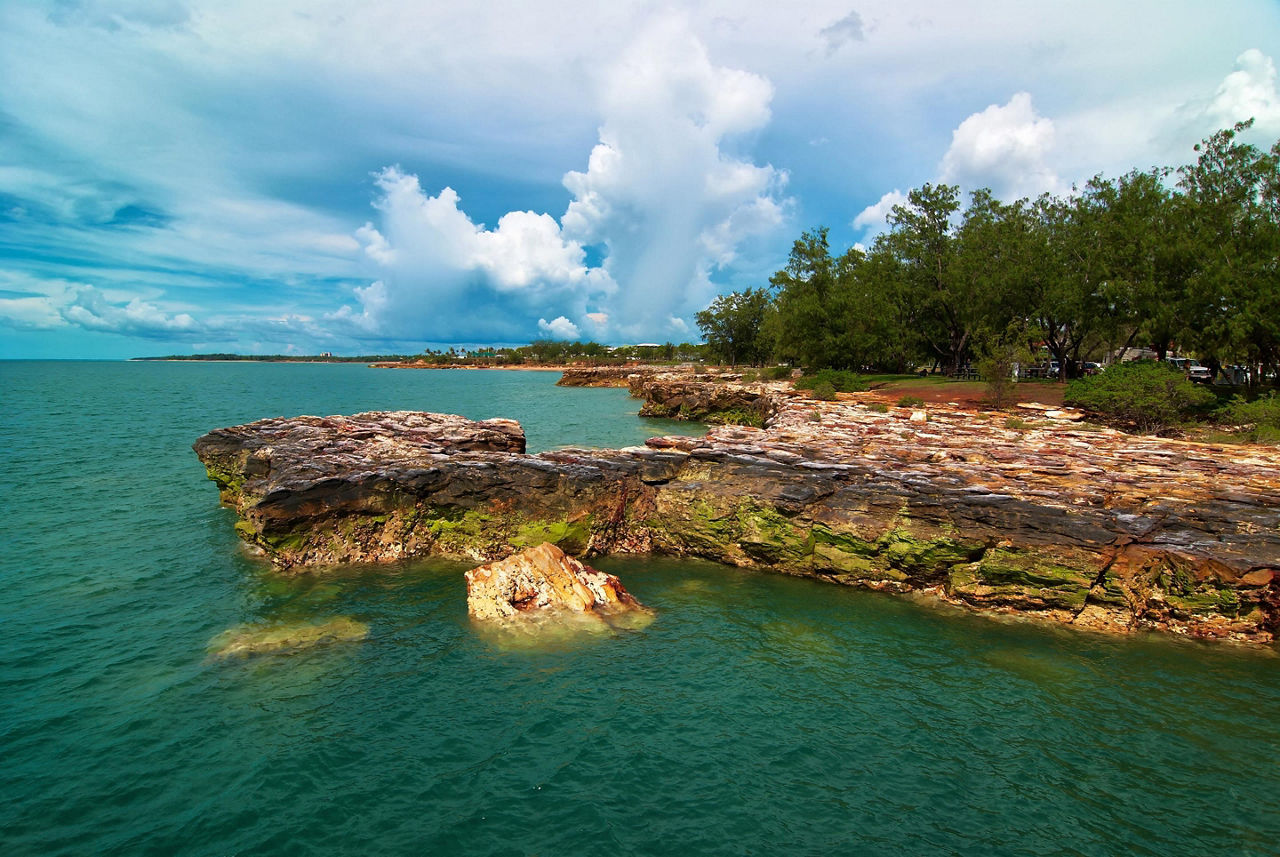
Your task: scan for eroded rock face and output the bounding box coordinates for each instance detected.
[631,373,790,424]
[556,366,660,388]
[465,542,648,622]
[194,396,1280,643]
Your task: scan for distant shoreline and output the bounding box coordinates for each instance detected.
[131,355,407,364]
[368,361,621,372]
[130,355,637,372]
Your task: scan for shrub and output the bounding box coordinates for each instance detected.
[867,402,889,413]
[1222,392,1280,443]
[740,370,759,383]
[763,366,793,381]
[1225,391,1280,426]
[978,353,1018,409]
[897,395,925,408]
[1004,417,1032,430]
[811,381,837,401]
[705,408,764,428]
[795,369,867,393]
[1063,361,1215,433]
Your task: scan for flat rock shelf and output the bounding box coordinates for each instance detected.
[194,396,1280,644]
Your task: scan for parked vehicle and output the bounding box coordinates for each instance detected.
[1187,363,1212,383]
[1166,356,1212,382]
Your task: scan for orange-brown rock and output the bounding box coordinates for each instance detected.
[465,543,648,622]
[555,366,661,387]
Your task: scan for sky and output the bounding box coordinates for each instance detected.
[2,0,1279,358]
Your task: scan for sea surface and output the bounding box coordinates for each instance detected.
[1,360,1278,857]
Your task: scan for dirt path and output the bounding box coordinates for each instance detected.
[864,378,1066,408]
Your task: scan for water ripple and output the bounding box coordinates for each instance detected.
[4,363,1280,856]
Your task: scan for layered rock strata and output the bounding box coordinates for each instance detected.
[556,366,656,387]
[195,399,1280,643]
[630,374,788,425]
[465,542,649,622]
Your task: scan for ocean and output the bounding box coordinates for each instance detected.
[2,360,1277,856]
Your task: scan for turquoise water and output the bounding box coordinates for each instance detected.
[2,361,1278,856]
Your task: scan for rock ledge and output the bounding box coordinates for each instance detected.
[194,397,1280,644]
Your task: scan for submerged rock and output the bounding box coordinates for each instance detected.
[465,542,650,624]
[209,616,369,658]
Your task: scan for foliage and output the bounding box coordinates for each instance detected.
[695,288,772,366]
[867,402,889,413]
[977,322,1035,410]
[739,370,759,383]
[1063,361,1216,433]
[1221,392,1280,442]
[1225,392,1280,427]
[810,381,837,401]
[794,369,867,392]
[696,122,1280,397]
[897,395,925,407]
[1004,417,1033,430]
[704,408,765,428]
[762,366,792,381]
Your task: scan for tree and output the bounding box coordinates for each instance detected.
[1103,169,1193,363]
[883,183,976,375]
[1026,181,1122,379]
[695,288,771,366]
[766,227,848,368]
[1178,120,1280,388]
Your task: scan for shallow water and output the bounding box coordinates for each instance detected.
[2,361,1278,856]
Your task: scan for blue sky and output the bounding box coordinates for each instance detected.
[2,0,1279,358]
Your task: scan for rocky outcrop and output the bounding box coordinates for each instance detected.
[631,373,789,425]
[556,366,661,387]
[195,398,1280,643]
[465,542,649,623]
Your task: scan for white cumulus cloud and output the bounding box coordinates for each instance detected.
[336,15,789,344]
[537,316,580,339]
[60,285,202,338]
[940,92,1061,200]
[852,188,908,239]
[1207,48,1280,133]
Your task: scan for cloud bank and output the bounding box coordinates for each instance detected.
[336,17,789,344]
[2,2,1278,357]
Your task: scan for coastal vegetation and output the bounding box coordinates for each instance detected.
[135,352,419,362]
[695,122,1280,394]
[409,340,711,365]
[1063,361,1216,434]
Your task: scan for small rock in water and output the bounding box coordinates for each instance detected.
[209,616,368,658]
[465,542,650,627]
